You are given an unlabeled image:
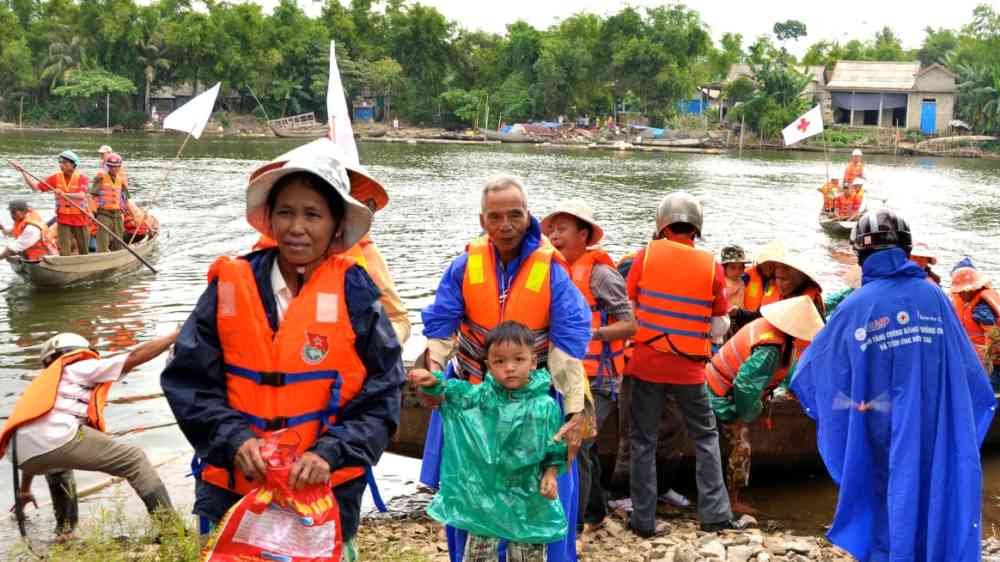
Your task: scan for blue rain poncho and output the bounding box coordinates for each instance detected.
[422,369,568,544]
[791,248,997,562]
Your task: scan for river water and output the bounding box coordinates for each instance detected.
[1,132,999,541]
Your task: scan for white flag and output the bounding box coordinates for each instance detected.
[782,104,824,146]
[327,41,359,166]
[163,82,220,139]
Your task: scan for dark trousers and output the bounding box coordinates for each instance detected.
[629,379,731,531]
[578,388,614,525]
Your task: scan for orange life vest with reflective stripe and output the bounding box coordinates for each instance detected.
[633,239,715,360]
[743,266,779,312]
[952,288,1000,366]
[95,171,124,211]
[199,255,368,495]
[53,172,88,216]
[705,318,789,398]
[0,350,107,459]
[843,161,864,186]
[570,249,626,379]
[12,210,55,261]
[456,235,558,383]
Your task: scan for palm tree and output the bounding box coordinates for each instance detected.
[135,35,170,115]
[41,32,88,93]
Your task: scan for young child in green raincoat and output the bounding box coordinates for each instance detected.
[408,321,568,562]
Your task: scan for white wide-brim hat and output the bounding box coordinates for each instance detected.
[246,138,372,255]
[541,199,605,245]
[767,252,822,290]
[761,295,824,342]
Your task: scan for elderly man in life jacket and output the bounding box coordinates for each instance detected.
[0,330,179,540]
[89,153,128,252]
[542,200,636,534]
[12,151,91,256]
[0,200,56,262]
[791,209,995,562]
[625,192,741,535]
[250,139,411,344]
[707,296,823,514]
[950,257,1000,390]
[419,175,592,562]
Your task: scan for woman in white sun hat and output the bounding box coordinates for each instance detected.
[161,142,404,561]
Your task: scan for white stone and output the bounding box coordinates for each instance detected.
[726,545,756,562]
[698,539,726,559]
[755,553,771,562]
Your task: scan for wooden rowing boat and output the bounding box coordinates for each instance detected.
[7,226,160,287]
[819,194,867,238]
[388,382,1000,470]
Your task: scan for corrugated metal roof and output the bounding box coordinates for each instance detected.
[726,64,825,84]
[827,60,921,91]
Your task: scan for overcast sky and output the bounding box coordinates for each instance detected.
[290,0,990,56]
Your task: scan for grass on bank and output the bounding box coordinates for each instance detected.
[8,503,436,562]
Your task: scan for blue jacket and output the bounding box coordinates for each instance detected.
[421,216,591,359]
[160,249,405,539]
[791,248,996,562]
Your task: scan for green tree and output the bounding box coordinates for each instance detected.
[708,32,743,80]
[918,27,958,66]
[41,32,88,92]
[386,3,454,122]
[773,19,807,42]
[135,34,169,114]
[871,26,908,61]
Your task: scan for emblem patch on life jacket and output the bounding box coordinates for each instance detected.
[302,332,330,365]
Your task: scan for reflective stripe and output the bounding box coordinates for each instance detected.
[638,287,713,308]
[636,302,711,323]
[636,318,710,340]
[241,410,331,431]
[227,365,341,385]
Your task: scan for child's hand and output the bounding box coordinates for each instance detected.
[540,467,558,499]
[407,368,437,388]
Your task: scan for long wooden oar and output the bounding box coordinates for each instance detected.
[6,160,157,275]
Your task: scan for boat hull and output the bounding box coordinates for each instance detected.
[8,230,159,287]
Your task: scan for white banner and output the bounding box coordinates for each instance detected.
[782,104,824,146]
[327,41,359,165]
[163,82,220,139]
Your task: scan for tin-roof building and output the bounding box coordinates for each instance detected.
[825,61,956,134]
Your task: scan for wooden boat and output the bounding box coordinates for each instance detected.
[269,112,327,138]
[388,383,1000,471]
[7,225,159,287]
[819,194,868,238]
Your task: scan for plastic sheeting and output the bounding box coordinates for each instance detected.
[831,92,908,111]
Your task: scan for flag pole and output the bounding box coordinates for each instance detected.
[823,127,831,180]
[127,132,192,244]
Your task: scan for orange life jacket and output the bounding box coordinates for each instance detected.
[633,239,716,360]
[12,210,55,261]
[705,317,790,398]
[952,288,1000,366]
[199,255,368,495]
[456,235,558,383]
[123,203,149,235]
[743,266,779,313]
[570,249,626,379]
[95,171,124,211]
[53,172,88,216]
[843,161,864,186]
[0,349,107,459]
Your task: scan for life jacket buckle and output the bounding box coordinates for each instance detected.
[258,371,286,386]
[262,416,289,430]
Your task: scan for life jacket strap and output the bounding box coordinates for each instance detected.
[241,410,331,432]
[226,365,341,386]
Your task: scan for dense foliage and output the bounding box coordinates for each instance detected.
[0,0,997,134]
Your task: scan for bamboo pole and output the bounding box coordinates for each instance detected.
[127,132,192,245]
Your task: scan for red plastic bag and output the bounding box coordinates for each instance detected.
[202,431,344,562]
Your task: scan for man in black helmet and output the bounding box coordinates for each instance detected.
[790,208,996,562]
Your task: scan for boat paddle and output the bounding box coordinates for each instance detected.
[5,160,158,275]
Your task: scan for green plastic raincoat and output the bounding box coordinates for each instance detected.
[422,369,568,544]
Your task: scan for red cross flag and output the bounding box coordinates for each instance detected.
[781,104,824,146]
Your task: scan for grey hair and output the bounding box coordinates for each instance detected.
[480,174,528,211]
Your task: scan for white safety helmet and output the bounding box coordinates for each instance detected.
[39,333,92,367]
[851,149,863,157]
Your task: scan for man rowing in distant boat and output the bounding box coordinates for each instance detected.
[90,153,128,253]
[12,151,91,256]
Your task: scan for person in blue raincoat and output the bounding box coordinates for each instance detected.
[791,209,997,562]
[418,174,592,562]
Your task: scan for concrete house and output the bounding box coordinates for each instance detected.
[825,61,956,134]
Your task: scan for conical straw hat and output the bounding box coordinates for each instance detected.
[760,295,824,342]
[753,239,786,266]
[541,199,604,245]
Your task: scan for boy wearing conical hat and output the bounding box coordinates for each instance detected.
[706,296,823,514]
